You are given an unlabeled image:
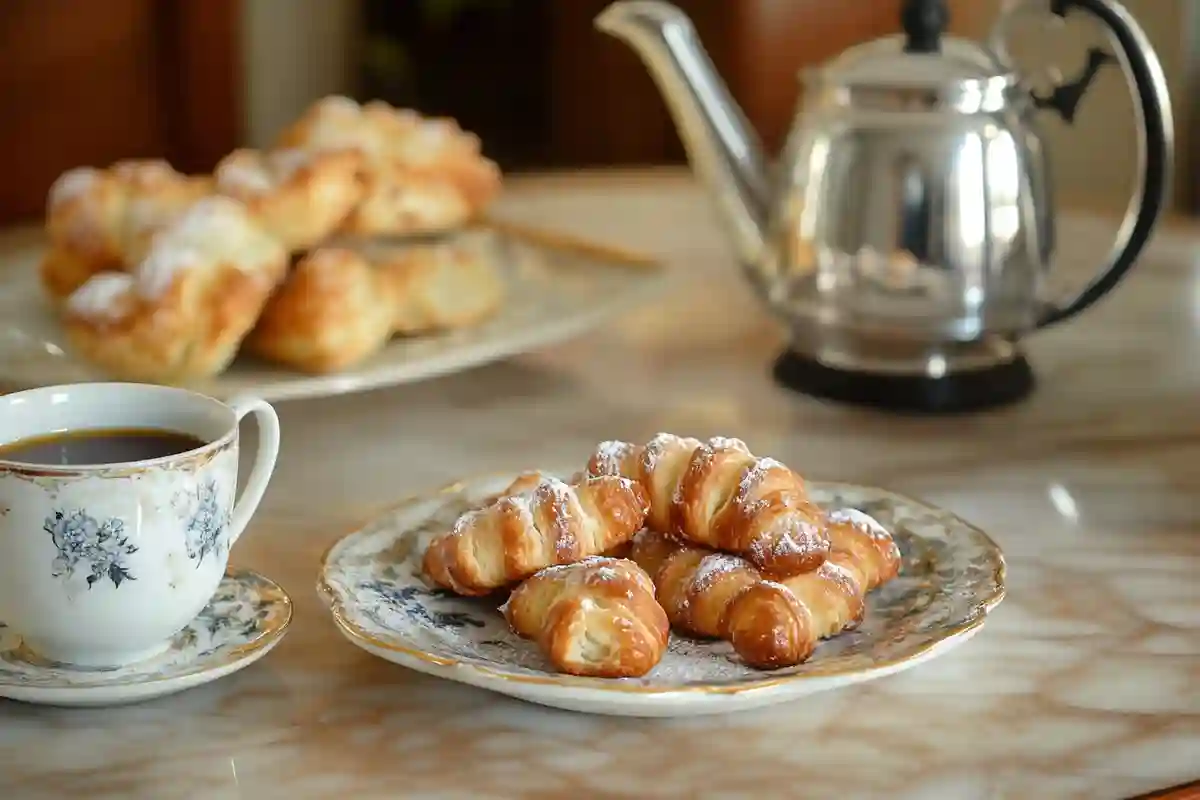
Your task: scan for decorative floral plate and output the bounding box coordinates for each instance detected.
[0,568,292,707]
[318,473,1006,717]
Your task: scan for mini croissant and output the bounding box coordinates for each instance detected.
[503,557,669,678]
[631,510,900,669]
[586,434,830,577]
[422,473,650,596]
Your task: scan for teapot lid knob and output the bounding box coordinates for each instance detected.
[901,0,949,54]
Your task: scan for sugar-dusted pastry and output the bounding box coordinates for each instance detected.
[422,474,650,597]
[276,96,502,234]
[214,147,363,252]
[585,434,829,577]
[632,526,896,669]
[338,164,476,237]
[502,556,669,678]
[61,197,288,383]
[244,248,397,374]
[40,159,212,300]
[481,471,633,559]
[275,95,396,161]
[245,239,505,374]
[376,241,505,335]
[824,508,902,591]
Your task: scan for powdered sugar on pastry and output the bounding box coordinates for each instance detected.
[733,457,789,510]
[111,160,177,186]
[317,94,361,118]
[707,436,749,453]
[748,510,825,563]
[216,149,313,195]
[641,432,699,473]
[133,246,205,299]
[47,167,100,210]
[688,553,746,595]
[590,440,637,476]
[66,272,135,322]
[216,159,273,195]
[165,196,246,240]
[827,508,892,542]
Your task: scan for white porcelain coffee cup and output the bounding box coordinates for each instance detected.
[0,382,279,668]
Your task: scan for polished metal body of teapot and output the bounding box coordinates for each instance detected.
[596,0,1173,412]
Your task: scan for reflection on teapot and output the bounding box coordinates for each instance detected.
[596,0,1173,413]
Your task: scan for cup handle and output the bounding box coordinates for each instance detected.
[225,395,280,547]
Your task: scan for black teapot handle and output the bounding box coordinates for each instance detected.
[1031,0,1173,329]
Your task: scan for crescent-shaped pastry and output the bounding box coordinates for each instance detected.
[586,434,830,577]
[503,556,669,678]
[631,524,899,669]
[422,473,650,596]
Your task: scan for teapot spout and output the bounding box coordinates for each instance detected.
[595,1,770,267]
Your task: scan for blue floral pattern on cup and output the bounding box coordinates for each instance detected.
[43,509,138,589]
[181,479,229,567]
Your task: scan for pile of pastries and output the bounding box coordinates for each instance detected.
[38,96,506,383]
[422,433,903,678]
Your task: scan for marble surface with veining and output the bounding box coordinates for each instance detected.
[0,169,1197,799]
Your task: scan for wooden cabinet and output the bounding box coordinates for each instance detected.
[547,1,903,165]
[0,0,239,225]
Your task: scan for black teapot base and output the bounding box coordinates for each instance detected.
[771,350,1035,414]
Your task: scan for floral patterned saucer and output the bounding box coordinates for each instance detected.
[318,472,1006,717]
[0,569,292,707]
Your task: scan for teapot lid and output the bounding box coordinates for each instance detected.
[811,0,1017,112]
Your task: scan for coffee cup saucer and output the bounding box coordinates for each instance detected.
[0,568,292,707]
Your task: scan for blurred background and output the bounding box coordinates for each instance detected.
[1,0,1197,226]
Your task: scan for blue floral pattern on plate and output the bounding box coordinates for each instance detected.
[44,509,138,589]
[0,569,291,692]
[319,474,1007,692]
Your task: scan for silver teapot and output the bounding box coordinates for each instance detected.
[596,0,1173,412]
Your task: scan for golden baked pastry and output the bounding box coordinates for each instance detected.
[245,248,397,374]
[585,434,830,577]
[632,523,898,669]
[824,508,902,590]
[61,197,288,383]
[376,240,505,336]
[41,160,212,300]
[213,147,362,251]
[503,556,669,678]
[422,473,650,597]
[245,239,504,374]
[339,164,475,237]
[276,96,501,235]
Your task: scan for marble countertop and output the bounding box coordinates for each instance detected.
[1,169,1197,799]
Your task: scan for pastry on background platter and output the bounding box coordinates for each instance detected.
[61,197,288,383]
[33,95,511,385]
[40,159,212,301]
[276,96,502,236]
[213,147,363,251]
[245,238,506,374]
